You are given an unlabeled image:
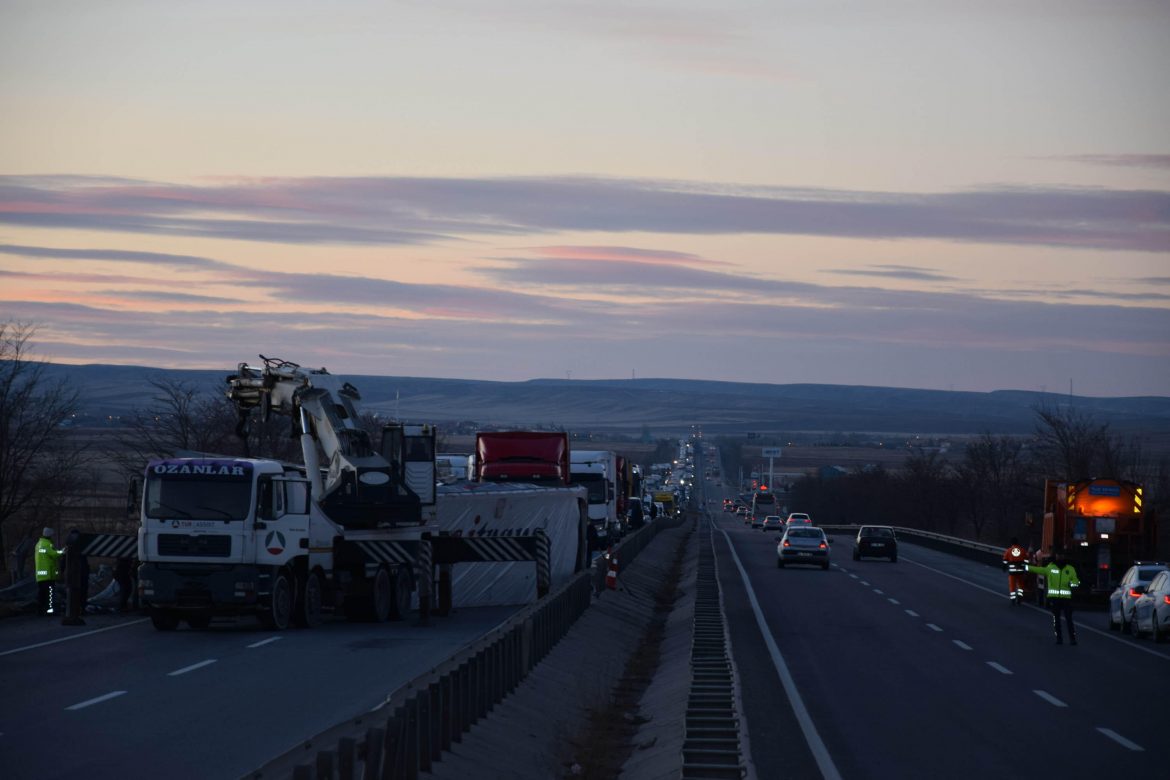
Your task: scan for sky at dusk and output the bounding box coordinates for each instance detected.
[1,0,1167,397]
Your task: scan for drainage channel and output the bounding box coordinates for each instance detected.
[683,517,745,779]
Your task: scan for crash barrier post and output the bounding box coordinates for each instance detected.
[269,517,665,779]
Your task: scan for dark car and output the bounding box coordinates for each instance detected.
[853,526,897,562]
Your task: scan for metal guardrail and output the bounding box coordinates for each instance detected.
[256,516,668,780]
[819,525,1003,567]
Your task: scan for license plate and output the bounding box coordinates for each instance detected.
[799,552,811,557]
[871,542,885,547]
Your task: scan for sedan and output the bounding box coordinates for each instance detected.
[1108,562,1169,633]
[762,515,784,532]
[786,513,812,527]
[1133,569,1170,642]
[778,527,831,569]
[853,526,898,562]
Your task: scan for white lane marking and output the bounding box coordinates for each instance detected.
[848,574,858,580]
[720,528,843,780]
[873,589,884,595]
[888,598,900,605]
[905,609,919,617]
[953,640,972,651]
[167,658,217,677]
[247,636,283,649]
[0,618,151,658]
[859,580,870,586]
[986,662,1013,675]
[66,690,127,711]
[1096,728,1144,752]
[901,554,1170,662]
[1033,690,1067,708]
[926,623,943,632]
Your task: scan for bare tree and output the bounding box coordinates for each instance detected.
[0,322,87,567]
[1032,404,1113,480]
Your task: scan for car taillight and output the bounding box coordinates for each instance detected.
[1164,595,1170,605]
[782,540,790,547]
[1130,588,1143,598]
[819,542,827,549]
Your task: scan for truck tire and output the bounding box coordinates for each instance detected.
[260,572,293,631]
[389,567,412,621]
[370,567,392,623]
[295,570,323,629]
[150,609,180,631]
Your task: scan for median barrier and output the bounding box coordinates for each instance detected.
[255,515,668,779]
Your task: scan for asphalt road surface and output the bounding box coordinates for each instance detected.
[0,605,518,779]
[709,502,1170,779]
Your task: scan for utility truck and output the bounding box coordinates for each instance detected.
[137,357,586,631]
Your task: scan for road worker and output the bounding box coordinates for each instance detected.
[1002,537,1028,605]
[1026,547,1080,645]
[34,527,61,615]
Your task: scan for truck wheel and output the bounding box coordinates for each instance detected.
[260,572,293,630]
[185,612,212,630]
[150,609,180,631]
[295,571,323,629]
[370,567,392,623]
[389,567,412,621]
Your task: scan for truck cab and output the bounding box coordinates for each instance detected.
[571,450,620,544]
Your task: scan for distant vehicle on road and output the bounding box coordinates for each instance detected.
[762,515,784,532]
[853,526,898,562]
[1132,569,1170,642]
[1109,562,1169,633]
[778,527,831,570]
[785,513,812,527]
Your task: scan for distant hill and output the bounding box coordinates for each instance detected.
[44,363,1170,436]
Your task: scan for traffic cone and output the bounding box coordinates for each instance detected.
[606,551,619,590]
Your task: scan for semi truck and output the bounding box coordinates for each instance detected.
[570,449,621,544]
[1040,478,1155,596]
[137,358,585,630]
[475,431,570,486]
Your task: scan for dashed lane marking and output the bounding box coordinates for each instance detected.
[860,581,870,586]
[905,609,919,617]
[873,589,884,595]
[1033,690,1067,708]
[901,554,1170,662]
[849,574,858,580]
[0,618,151,658]
[953,640,972,651]
[167,659,217,677]
[247,637,283,649]
[66,690,127,711]
[1096,728,1143,752]
[986,662,1013,675]
[888,598,900,605]
[926,623,943,632]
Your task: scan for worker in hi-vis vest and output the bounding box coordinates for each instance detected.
[1026,547,1080,645]
[1002,537,1029,605]
[35,527,62,615]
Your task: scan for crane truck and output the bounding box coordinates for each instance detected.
[137,357,587,631]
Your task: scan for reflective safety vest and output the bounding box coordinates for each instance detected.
[35,536,61,582]
[1003,545,1028,573]
[1027,562,1080,598]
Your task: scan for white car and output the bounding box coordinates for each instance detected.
[1133,569,1170,642]
[1108,562,1169,633]
[785,512,812,527]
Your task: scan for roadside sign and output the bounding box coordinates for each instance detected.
[761,447,782,457]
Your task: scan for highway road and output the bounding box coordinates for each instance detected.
[708,499,1170,779]
[0,605,518,779]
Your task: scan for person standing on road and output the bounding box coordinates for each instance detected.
[34,527,61,615]
[1002,537,1029,605]
[1026,547,1080,645]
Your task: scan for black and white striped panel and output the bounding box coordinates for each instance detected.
[81,534,136,559]
[356,540,416,566]
[464,536,533,562]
